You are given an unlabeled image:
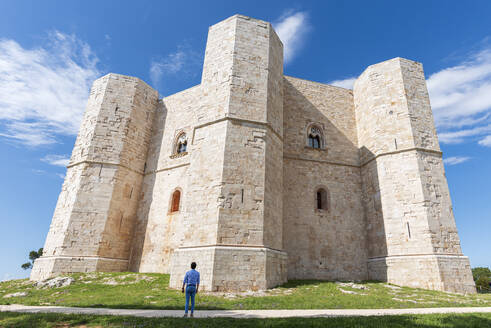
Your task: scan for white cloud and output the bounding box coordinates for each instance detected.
[427,46,491,144]
[478,135,491,146]
[149,44,200,93]
[443,156,471,165]
[438,124,491,144]
[41,154,70,167]
[0,31,101,146]
[150,51,185,86]
[1,273,14,282]
[329,77,357,89]
[273,11,310,64]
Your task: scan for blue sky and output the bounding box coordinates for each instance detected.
[0,0,490,281]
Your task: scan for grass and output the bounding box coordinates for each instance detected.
[0,272,490,310]
[1,312,491,328]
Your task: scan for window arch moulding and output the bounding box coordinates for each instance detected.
[306,123,326,150]
[170,130,188,159]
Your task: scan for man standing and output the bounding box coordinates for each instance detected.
[182,262,200,317]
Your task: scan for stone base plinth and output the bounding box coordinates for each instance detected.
[368,254,476,294]
[169,246,287,292]
[30,256,128,281]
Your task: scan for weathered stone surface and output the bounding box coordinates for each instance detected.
[31,74,159,281]
[3,292,28,298]
[31,15,475,294]
[354,58,475,294]
[35,276,74,289]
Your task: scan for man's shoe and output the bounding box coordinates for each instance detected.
[190,313,194,318]
[183,313,188,318]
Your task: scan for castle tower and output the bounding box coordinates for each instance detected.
[31,74,158,280]
[354,58,476,293]
[168,15,287,291]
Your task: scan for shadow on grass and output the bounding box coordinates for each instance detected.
[1,312,491,328]
[280,279,383,288]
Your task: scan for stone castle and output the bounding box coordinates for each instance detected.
[31,14,476,294]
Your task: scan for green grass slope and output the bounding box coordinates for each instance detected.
[1,312,491,328]
[1,272,490,310]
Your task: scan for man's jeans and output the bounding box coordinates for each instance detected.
[185,285,196,314]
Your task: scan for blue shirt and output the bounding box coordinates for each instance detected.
[183,269,200,286]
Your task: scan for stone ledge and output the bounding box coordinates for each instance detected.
[31,256,129,281]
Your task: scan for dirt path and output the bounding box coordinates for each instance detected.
[1,304,491,318]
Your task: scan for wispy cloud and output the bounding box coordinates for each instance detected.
[0,31,101,146]
[273,11,310,64]
[41,154,70,167]
[149,43,200,94]
[427,45,491,144]
[329,77,357,89]
[438,124,491,144]
[443,156,471,166]
[478,135,491,147]
[1,273,14,282]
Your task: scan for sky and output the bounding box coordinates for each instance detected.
[0,0,490,281]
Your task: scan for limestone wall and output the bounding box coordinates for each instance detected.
[31,74,158,280]
[167,15,288,291]
[129,85,200,273]
[354,58,476,293]
[283,77,359,165]
[282,77,367,281]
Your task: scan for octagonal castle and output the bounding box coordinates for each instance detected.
[31,14,476,294]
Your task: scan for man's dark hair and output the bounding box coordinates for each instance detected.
[191,262,197,269]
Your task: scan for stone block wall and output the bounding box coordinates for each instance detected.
[169,246,287,292]
[368,254,475,294]
[354,58,475,294]
[31,74,158,280]
[282,77,367,281]
[129,85,200,273]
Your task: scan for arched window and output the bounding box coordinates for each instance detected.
[307,125,324,149]
[309,134,321,149]
[176,133,187,154]
[171,190,181,213]
[316,188,328,211]
[171,132,188,159]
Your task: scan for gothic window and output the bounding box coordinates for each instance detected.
[176,133,187,154]
[316,188,328,211]
[307,125,324,149]
[171,132,188,158]
[171,189,181,213]
[309,134,321,148]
